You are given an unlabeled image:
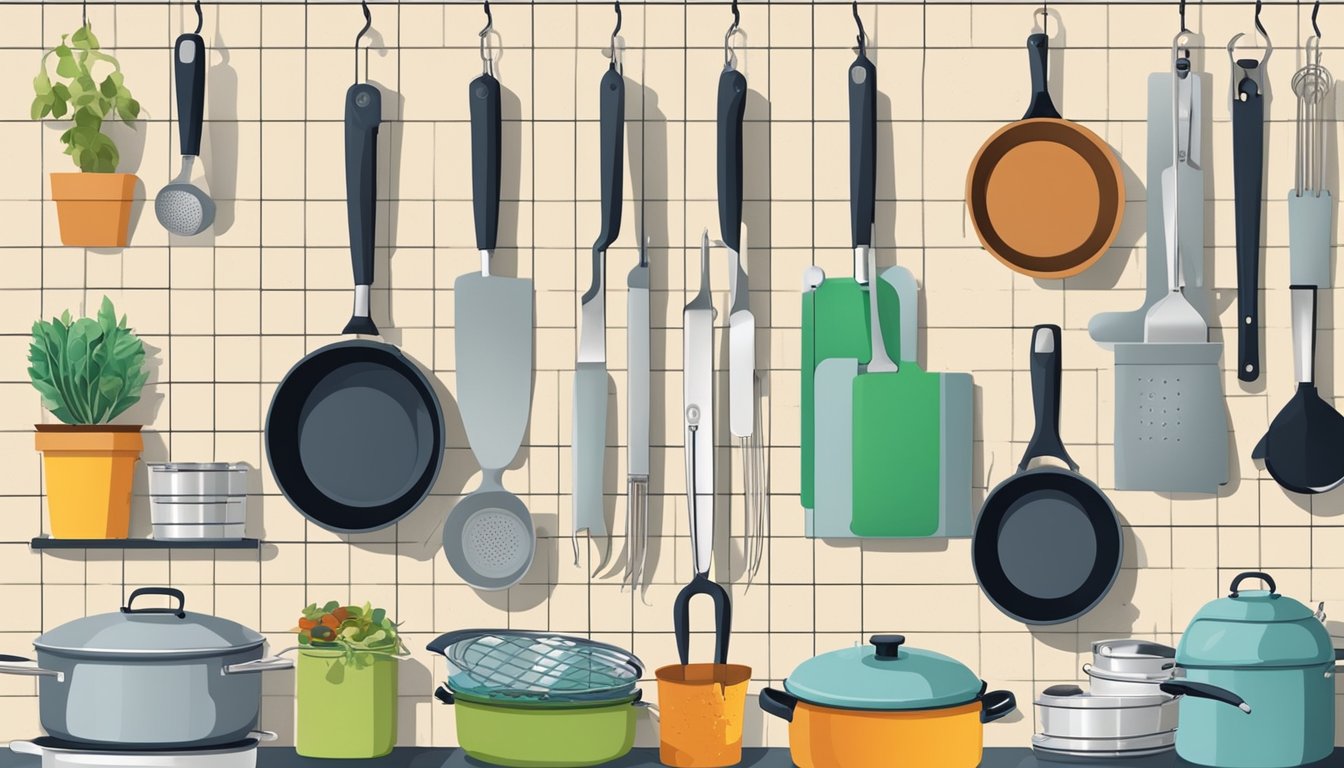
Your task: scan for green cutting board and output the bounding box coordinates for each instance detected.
[850,361,942,537]
[800,278,902,509]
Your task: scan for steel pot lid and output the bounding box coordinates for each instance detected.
[1035,684,1169,709]
[783,634,985,711]
[1177,571,1334,669]
[34,587,263,658]
[1092,639,1175,664]
[436,630,642,703]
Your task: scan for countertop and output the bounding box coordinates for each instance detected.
[3,748,1342,767]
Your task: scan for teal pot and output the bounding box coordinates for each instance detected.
[1173,571,1344,768]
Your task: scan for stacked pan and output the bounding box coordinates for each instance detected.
[1033,640,1181,760]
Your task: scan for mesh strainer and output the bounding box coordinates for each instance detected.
[428,629,642,703]
[442,469,535,590]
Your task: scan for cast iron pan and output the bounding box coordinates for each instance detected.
[967,34,1124,279]
[973,325,1122,624]
[265,83,444,533]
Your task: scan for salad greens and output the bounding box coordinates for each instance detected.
[294,601,408,668]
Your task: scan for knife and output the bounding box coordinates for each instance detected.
[684,231,716,582]
[719,66,752,440]
[573,61,625,564]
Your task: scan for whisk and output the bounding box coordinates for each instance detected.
[742,376,768,588]
[1293,36,1332,197]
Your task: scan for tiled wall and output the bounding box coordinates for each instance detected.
[0,0,1342,750]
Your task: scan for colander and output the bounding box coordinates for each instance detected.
[428,630,642,703]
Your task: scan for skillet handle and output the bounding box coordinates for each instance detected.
[673,574,732,665]
[342,82,382,337]
[1021,325,1077,472]
[849,50,877,252]
[1023,34,1061,120]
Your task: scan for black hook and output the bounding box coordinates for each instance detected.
[81,0,87,27]
[1312,0,1322,39]
[354,0,372,83]
[730,0,741,34]
[612,0,622,39]
[852,0,866,55]
[1178,0,1188,34]
[1253,0,1268,43]
[193,0,203,35]
[482,0,493,35]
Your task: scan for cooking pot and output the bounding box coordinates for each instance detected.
[0,587,292,748]
[1035,684,1178,741]
[758,634,1016,768]
[427,629,645,768]
[1173,571,1344,768]
[1083,639,1177,696]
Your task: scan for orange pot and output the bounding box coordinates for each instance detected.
[35,424,143,539]
[49,172,137,248]
[655,663,751,767]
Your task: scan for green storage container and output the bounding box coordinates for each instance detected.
[296,648,398,758]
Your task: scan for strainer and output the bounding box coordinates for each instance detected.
[155,27,215,236]
[443,468,535,591]
[427,629,642,703]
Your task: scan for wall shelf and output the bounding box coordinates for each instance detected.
[30,537,261,550]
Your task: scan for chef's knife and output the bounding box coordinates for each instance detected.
[573,62,625,563]
[719,66,752,439]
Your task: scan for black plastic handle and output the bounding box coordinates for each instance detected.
[173,33,206,157]
[758,687,797,723]
[433,685,454,705]
[1022,324,1077,471]
[470,74,502,253]
[584,66,624,305]
[122,587,187,618]
[1161,680,1251,713]
[1042,684,1084,697]
[981,690,1017,724]
[717,69,747,254]
[1023,34,1062,120]
[1229,571,1277,598]
[870,634,905,659]
[1232,71,1264,382]
[673,573,732,665]
[342,82,382,337]
[848,51,877,249]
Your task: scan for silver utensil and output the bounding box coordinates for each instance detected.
[623,238,650,594]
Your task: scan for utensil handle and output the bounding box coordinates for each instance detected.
[587,65,624,302]
[980,690,1017,724]
[1161,680,1252,713]
[470,74,502,254]
[718,69,747,254]
[1291,285,1317,385]
[673,574,732,665]
[433,685,455,704]
[758,688,797,723]
[1233,73,1264,382]
[0,656,63,682]
[1023,33,1061,120]
[1022,325,1077,472]
[173,33,206,157]
[222,655,294,676]
[122,586,187,617]
[343,82,382,336]
[849,53,877,250]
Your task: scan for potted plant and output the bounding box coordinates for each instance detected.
[28,297,148,539]
[294,601,408,759]
[31,23,141,247]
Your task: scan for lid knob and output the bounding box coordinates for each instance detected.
[870,634,905,660]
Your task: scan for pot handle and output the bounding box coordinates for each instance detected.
[1229,571,1277,598]
[980,689,1017,724]
[1160,681,1252,713]
[8,741,41,757]
[758,687,797,723]
[0,655,63,683]
[222,656,294,676]
[248,731,278,743]
[122,587,187,618]
[434,685,455,705]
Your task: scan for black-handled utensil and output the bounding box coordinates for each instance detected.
[717,69,746,255]
[586,65,625,301]
[673,573,732,666]
[848,47,877,254]
[173,33,206,157]
[342,82,382,336]
[471,73,502,257]
[1232,61,1265,382]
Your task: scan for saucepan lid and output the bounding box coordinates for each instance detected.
[783,634,985,711]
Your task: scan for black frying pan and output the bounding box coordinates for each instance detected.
[265,83,445,533]
[973,325,1122,625]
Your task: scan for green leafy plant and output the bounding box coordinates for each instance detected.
[31,24,140,173]
[28,297,148,425]
[295,602,408,668]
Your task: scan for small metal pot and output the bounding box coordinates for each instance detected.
[1089,639,1177,677]
[1035,684,1178,740]
[0,587,292,748]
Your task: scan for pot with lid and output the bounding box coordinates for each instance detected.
[1173,571,1344,768]
[427,629,645,768]
[0,587,292,748]
[758,634,1016,768]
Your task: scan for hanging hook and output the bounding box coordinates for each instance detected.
[1312,0,1322,40]
[192,0,203,35]
[852,0,866,56]
[724,0,740,71]
[81,0,87,28]
[1253,0,1271,49]
[354,0,372,84]
[480,0,496,77]
[1178,0,1188,34]
[610,0,623,70]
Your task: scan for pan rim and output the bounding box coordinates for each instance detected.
[966,117,1124,279]
[973,465,1123,625]
[265,338,446,534]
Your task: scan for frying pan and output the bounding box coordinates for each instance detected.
[973,325,1122,625]
[967,34,1124,279]
[265,83,445,533]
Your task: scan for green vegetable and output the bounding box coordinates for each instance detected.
[31,24,140,173]
[28,297,148,425]
[294,601,408,669]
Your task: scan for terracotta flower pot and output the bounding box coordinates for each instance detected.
[49,172,137,248]
[34,424,143,539]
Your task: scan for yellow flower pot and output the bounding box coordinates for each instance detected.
[35,425,143,539]
[49,173,137,248]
